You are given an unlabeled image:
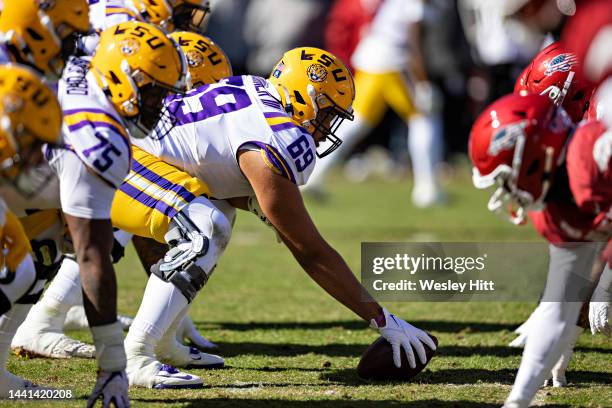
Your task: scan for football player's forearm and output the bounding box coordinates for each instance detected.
[290,242,380,322]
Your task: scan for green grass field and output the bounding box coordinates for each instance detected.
[5,168,611,407]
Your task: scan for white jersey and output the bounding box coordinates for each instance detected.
[134,75,317,199]
[56,56,131,189]
[80,0,138,55]
[351,0,424,72]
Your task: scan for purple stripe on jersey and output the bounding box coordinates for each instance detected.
[131,159,196,203]
[263,112,287,119]
[270,122,298,133]
[240,141,296,184]
[63,108,123,125]
[66,120,131,154]
[119,182,178,218]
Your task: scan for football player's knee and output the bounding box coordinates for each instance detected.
[187,197,233,257]
[0,254,37,313]
[211,199,237,229]
[538,302,582,337]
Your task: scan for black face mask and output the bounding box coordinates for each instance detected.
[309,98,354,158]
[128,83,174,139]
[173,3,211,34]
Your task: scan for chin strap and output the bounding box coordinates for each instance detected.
[280,85,294,115]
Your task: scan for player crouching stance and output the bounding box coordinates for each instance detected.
[123,47,436,388]
[0,65,63,395]
[12,32,231,386]
[469,93,611,408]
[505,41,609,388]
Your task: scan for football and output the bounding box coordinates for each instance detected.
[357,334,438,381]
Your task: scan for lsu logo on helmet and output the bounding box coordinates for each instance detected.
[307,64,328,83]
[120,38,141,56]
[169,31,232,87]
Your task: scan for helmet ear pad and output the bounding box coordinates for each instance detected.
[97,62,140,119]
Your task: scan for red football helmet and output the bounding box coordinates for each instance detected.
[514,42,593,123]
[469,93,573,224]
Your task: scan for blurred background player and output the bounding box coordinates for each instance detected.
[80,0,211,55]
[469,93,611,408]
[562,0,612,129]
[0,64,63,396]
[304,0,446,208]
[0,0,89,78]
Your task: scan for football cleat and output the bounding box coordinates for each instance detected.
[126,340,203,389]
[127,357,203,389]
[12,331,95,359]
[411,182,446,209]
[153,364,204,389]
[176,315,217,349]
[156,333,223,369]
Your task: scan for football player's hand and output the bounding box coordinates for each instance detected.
[589,302,611,336]
[86,370,130,408]
[413,81,442,115]
[370,308,436,369]
[247,196,281,243]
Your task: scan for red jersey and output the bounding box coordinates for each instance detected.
[324,0,381,71]
[529,120,612,244]
[562,0,612,86]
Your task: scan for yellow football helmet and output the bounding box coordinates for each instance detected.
[0,64,62,191]
[132,0,211,33]
[268,47,355,157]
[169,32,232,87]
[90,21,189,138]
[0,0,90,79]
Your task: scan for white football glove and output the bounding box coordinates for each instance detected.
[86,370,130,408]
[508,307,540,348]
[247,196,281,243]
[370,308,436,369]
[589,301,611,336]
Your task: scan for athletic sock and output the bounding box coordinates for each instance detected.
[408,113,443,189]
[44,257,83,307]
[91,321,126,372]
[506,302,582,405]
[126,275,188,353]
[0,304,31,369]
